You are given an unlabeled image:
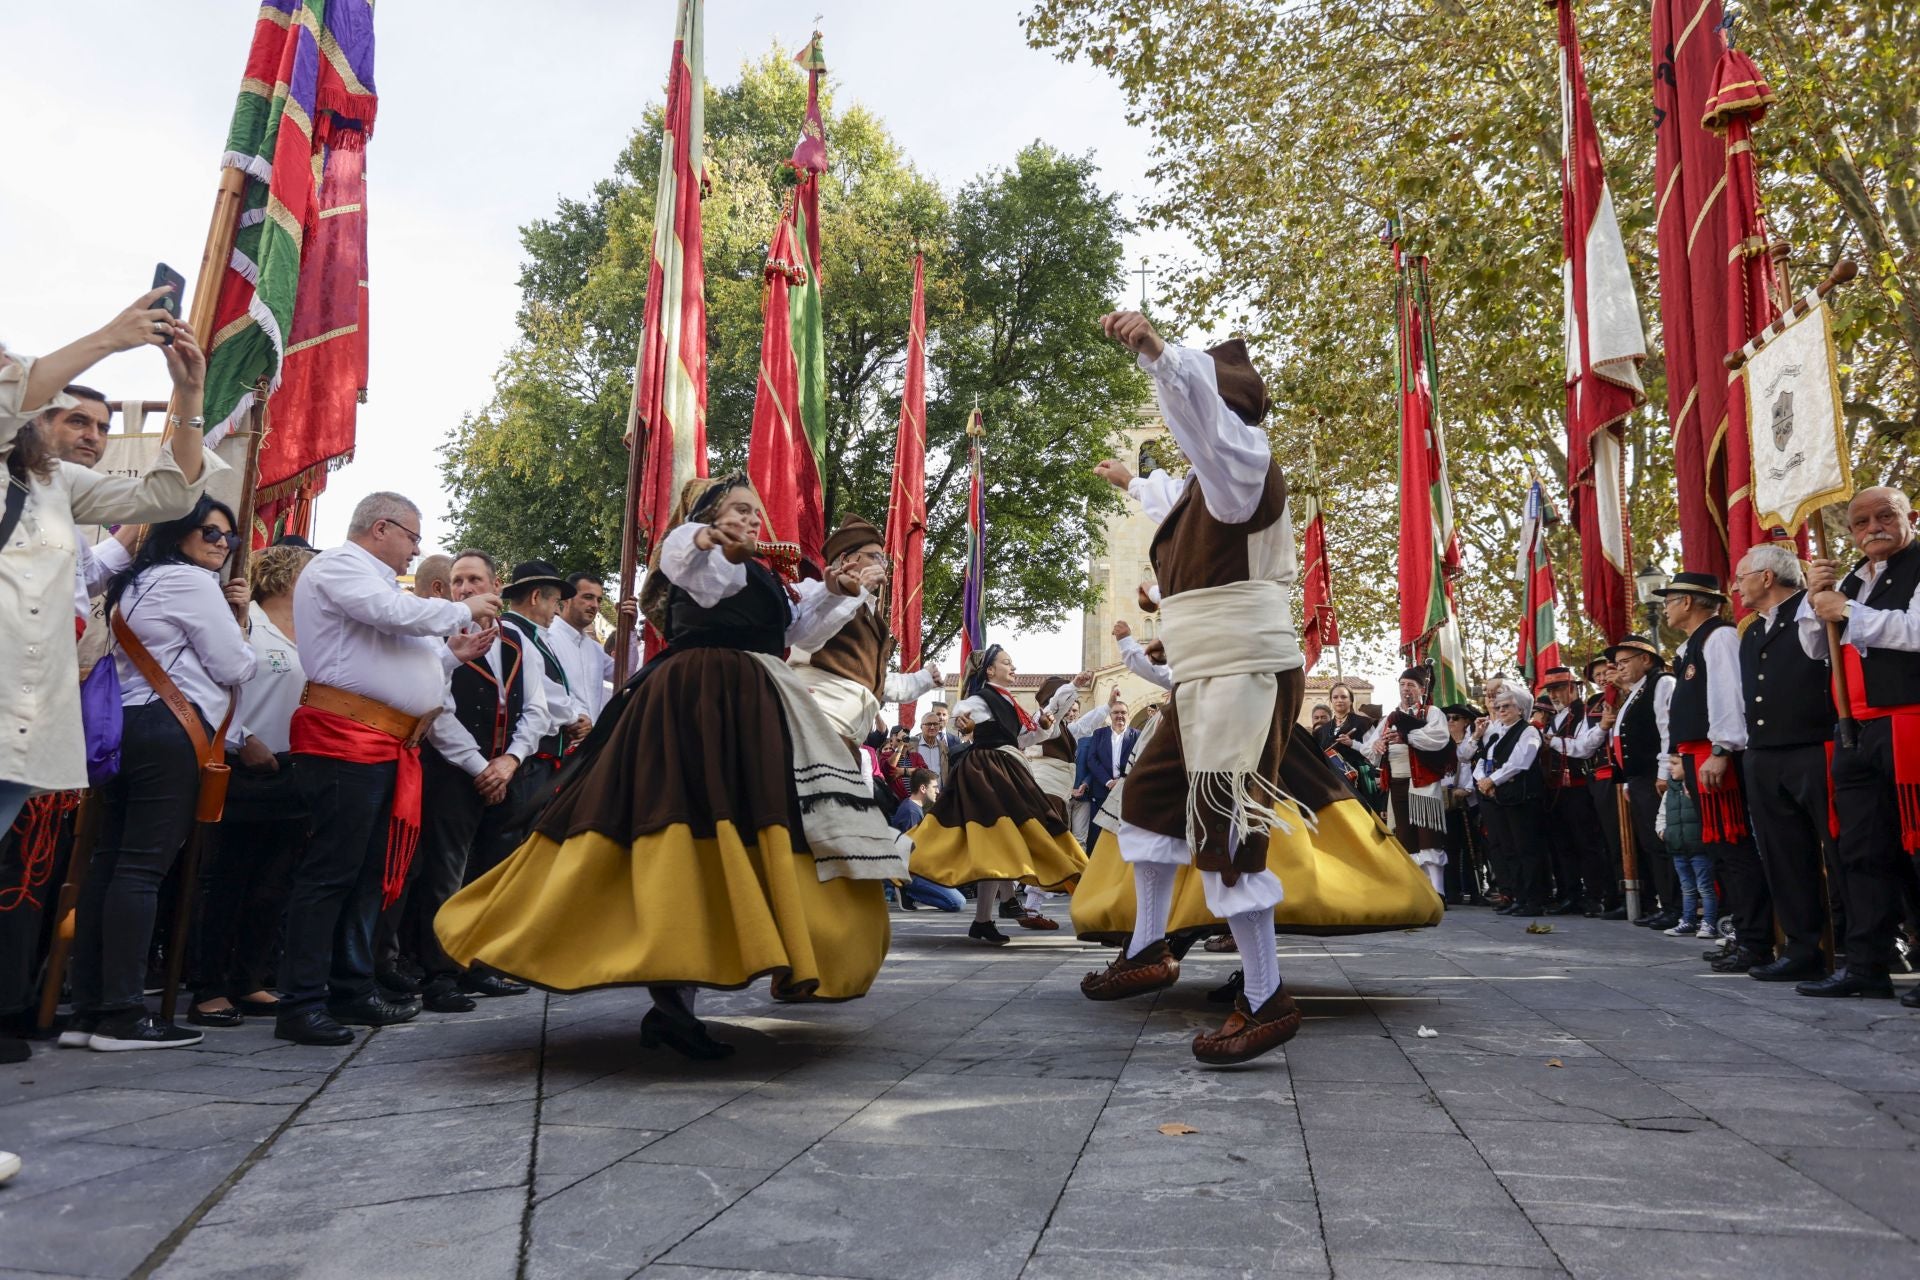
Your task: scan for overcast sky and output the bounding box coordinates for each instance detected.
[1,1,1223,678]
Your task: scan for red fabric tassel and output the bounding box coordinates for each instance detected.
[1675,740,1750,845]
[0,791,80,912]
[290,705,423,907]
[1836,645,1920,854]
[1824,741,1840,841]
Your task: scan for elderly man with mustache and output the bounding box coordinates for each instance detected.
[1799,487,1920,1006]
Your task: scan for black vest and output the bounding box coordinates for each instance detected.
[664,559,791,656]
[1387,706,1456,779]
[1544,701,1593,785]
[502,613,568,758]
[1741,590,1835,747]
[968,685,1025,752]
[1486,722,1543,806]
[1614,675,1669,779]
[1840,541,1920,709]
[1667,616,1729,746]
[449,632,527,758]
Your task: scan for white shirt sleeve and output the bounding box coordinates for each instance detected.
[427,685,488,776]
[1655,674,1675,771]
[1117,635,1174,691]
[1361,720,1388,762]
[953,694,990,726]
[786,577,865,652]
[1487,725,1542,785]
[1795,589,1831,660]
[508,661,562,762]
[657,521,746,608]
[1067,701,1112,741]
[83,536,133,597]
[1703,625,1748,751]
[1406,706,1451,751]
[1126,470,1188,524]
[883,663,939,705]
[1137,343,1271,525]
[1837,580,1920,654]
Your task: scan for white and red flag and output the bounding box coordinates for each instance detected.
[1556,0,1645,645]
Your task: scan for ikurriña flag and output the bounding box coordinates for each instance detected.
[1556,0,1645,645]
[888,254,928,725]
[203,0,377,449]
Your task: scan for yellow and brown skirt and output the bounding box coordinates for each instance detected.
[436,647,888,1001]
[1072,730,1443,943]
[910,745,1087,890]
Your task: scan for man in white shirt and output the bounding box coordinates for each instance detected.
[547,572,636,723]
[1604,637,1680,925]
[276,493,501,1047]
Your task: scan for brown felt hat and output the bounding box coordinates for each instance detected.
[823,514,884,565]
[1036,676,1072,706]
[1205,338,1272,426]
[1603,636,1667,669]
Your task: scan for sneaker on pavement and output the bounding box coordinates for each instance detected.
[1696,923,1719,939]
[58,1013,100,1048]
[88,1013,203,1052]
[0,1150,20,1185]
[1663,921,1696,937]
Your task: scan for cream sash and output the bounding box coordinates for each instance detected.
[1156,579,1309,858]
[1026,754,1077,802]
[747,654,907,882]
[789,660,882,745]
[1095,706,1165,833]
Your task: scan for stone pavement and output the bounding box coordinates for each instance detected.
[3,906,1920,1280]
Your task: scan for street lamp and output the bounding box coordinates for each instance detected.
[1634,561,1671,638]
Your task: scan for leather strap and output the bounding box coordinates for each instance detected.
[300,680,439,747]
[109,608,234,768]
[0,476,26,550]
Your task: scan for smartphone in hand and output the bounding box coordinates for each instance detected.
[151,263,186,344]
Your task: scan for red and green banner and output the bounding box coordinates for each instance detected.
[787,31,830,528]
[746,213,822,568]
[1516,481,1564,690]
[1392,238,1467,708]
[960,410,987,676]
[203,0,377,448]
[888,254,928,726]
[1557,0,1644,645]
[630,0,709,554]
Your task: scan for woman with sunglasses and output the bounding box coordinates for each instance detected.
[69,494,256,1051]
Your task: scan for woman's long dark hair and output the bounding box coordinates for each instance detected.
[104,493,239,616]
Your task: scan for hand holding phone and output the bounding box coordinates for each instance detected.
[151,263,186,345]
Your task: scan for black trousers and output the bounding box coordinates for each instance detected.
[278,755,395,1012]
[72,703,202,1016]
[1744,743,1835,964]
[1545,784,1609,905]
[0,801,77,1022]
[1829,717,1912,974]
[1679,754,1773,954]
[1591,777,1623,907]
[1481,799,1545,909]
[1621,777,1677,911]
[190,752,305,1003]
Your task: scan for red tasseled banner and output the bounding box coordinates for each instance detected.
[0,791,81,912]
[1676,741,1750,844]
[1893,712,1920,856]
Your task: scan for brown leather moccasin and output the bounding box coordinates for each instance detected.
[1191,988,1302,1065]
[1078,939,1180,1001]
[1018,912,1060,930]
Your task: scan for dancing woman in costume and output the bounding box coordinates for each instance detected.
[437,476,904,1060]
[1014,674,1113,929]
[909,645,1091,944]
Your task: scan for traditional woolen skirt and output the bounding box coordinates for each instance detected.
[909,745,1087,889]
[1071,733,1444,943]
[436,647,889,1000]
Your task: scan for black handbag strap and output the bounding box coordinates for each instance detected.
[0,475,26,549]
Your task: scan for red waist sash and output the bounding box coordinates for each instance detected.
[290,705,423,906]
[1673,740,1749,845]
[1840,644,1920,854]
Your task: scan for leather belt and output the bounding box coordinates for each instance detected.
[300,681,441,748]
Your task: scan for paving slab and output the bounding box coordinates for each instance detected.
[1,910,1918,1278]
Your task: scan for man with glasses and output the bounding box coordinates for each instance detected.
[1799,487,1920,1006]
[275,493,502,1046]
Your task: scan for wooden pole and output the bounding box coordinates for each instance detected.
[612,420,649,686]
[1615,775,1642,921]
[1811,518,1860,751]
[35,797,99,1030]
[187,168,248,348]
[227,383,270,622]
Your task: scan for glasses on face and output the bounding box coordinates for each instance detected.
[197,525,241,549]
[382,518,423,546]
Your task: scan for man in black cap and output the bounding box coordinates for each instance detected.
[1799,486,1920,1004]
[1440,702,1486,903]
[501,559,592,760]
[1734,542,1838,982]
[1603,636,1679,926]
[1538,666,1610,915]
[1657,572,1773,972]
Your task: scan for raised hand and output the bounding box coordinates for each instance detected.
[1099,310,1166,360]
[1094,458,1135,491]
[1112,619,1132,641]
[99,288,177,354]
[448,624,498,662]
[465,592,503,623]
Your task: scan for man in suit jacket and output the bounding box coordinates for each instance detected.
[907,704,966,785]
[1081,700,1140,827]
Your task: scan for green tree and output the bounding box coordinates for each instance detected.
[1025,0,1917,676]
[441,52,1143,652]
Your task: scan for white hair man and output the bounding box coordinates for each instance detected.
[274,492,503,1046]
[1733,541,1840,983]
[1798,487,1920,1007]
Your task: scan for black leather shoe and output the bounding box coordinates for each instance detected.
[421,981,477,1014]
[639,1007,735,1060]
[1643,913,1680,932]
[236,996,282,1017]
[968,921,1010,945]
[458,970,530,998]
[187,1004,245,1028]
[275,1007,354,1046]
[1900,985,1920,1009]
[1598,906,1628,920]
[1543,899,1581,916]
[1632,912,1663,927]
[376,968,422,996]
[1748,956,1826,983]
[1710,950,1769,974]
[1702,942,1734,962]
[326,995,422,1027]
[1494,902,1522,916]
[997,898,1025,920]
[1796,971,1895,999]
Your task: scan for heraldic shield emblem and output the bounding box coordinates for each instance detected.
[1770,388,1795,451]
